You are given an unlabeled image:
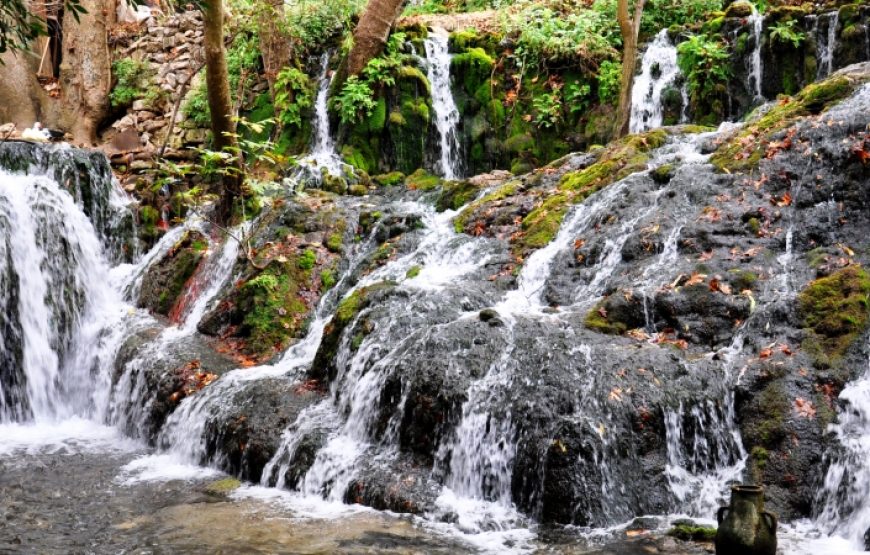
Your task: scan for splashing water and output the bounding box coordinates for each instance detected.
[425,28,464,180]
[630,30,686,133]
[817,11,840,80]
[748,8,765,102]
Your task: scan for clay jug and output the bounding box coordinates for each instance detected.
[715,484,777,555]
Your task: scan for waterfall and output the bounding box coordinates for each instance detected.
[748,8,765,102]
[629,30,687,133]
[817,11,840,80]
[304,52,343,176]
[816,347,870,550]
[425,28,463,180]
[0,168,129,422]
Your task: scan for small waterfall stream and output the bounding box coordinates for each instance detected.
[630,30,686,133]
[304,52,344,176]
[425,29,463,180]
[748,8,765,102]
[817,12,840,80]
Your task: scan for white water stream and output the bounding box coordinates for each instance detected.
[425,29,464,180]
[630,30,687,133]
[749,8,765,102]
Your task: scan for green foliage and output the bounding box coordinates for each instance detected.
[565,81,592,115]
[769,20,806,48]
[281,0,364,56]
[503,3,618,69]
[596,60,622,105]
[333,32,412,125]
[274,67,314,128]
[298,249,317,270]
[227,33,261,103]
[677,34,731,100]
[333,76,378,125]
[110,58,154,108]
[320,269,336,289]
[242,271,307,355]
[244,273,279,292]
[183,82,212,127]
[640,0,722,35]
[532,91,563,128]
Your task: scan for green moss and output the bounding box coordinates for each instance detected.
[747,217,761,235]
[437,180,481,212]
[730,270,759,291]
[406,265,422,279]
[326,233,344,253]
[515,129,668,256]
[406,169,442,191]
[454,180,521,232]
[204,478,242,495]
[667,524,717,542]
[341,145,377,174]
[584,301,628,335]
[320,269,336,290]
[374,172,405,187]
[799,266,870,368]
[298,249,316,270]
[505,134,535,154]
[712,74,864,172]
[752,383,791,446]
[751,446,769,470]
[397,65,431,96]
[651,163,675,184]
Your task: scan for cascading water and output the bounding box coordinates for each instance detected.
[0,166,130,423]
[629,30,687,133]
[815,346,870,550]
[748,8,765,102]
[425,28,464,180]
[817,11,840,80]
[305,52,344,175]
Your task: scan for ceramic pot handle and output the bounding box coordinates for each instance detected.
[761,511,778,532]
[717,507,730,524]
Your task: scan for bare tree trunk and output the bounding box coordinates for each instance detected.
[59,0,114,145]
[614,0,646,138]
[258,0,292,95]
[0,50,44,128]
[346,0,405,76]
[202,0,242,223]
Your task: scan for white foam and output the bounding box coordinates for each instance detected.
[116,453,221,484]
[0,418,140,456]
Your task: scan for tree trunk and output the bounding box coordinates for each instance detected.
[614,0,646,138]
[0,50,44,129]
[59,0,114,145]
[346,0,405,76]
[258,0,292,95]
[202,0,242,223]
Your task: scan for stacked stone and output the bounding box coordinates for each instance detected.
[110,10,207,155]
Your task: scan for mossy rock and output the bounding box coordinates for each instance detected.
[373,171,405,187]
[436,180,481,212]
[798,265,870,368]
[515,129,669,256]
[667,523,717,542]
[204,477,242,496]
[406,169,442,191]
[310,281,396,382]
[584,302,629,335]
[137,230,207,316]
[712,72,866,173]
[724,0,754,18]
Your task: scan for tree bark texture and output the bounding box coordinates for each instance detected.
[59,0,114,145]
[614,0,646,138]
[258,0,292,95]
[346,0,405,76]
[202,0,242,223]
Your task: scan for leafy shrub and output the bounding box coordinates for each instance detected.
[110,58,154,108]
[640,0,722,35]
[596,59,622,105]
[677,34,731,100]
[769,20,805,48]
[282,0,364,55]
[533,91,563,128]
[503,4,618,69]
[274,67,314,128]
[333,76,377,124]
[183,82,211,127]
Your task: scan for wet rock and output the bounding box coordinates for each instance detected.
[202,379,321,482]
[137,230,207,316]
